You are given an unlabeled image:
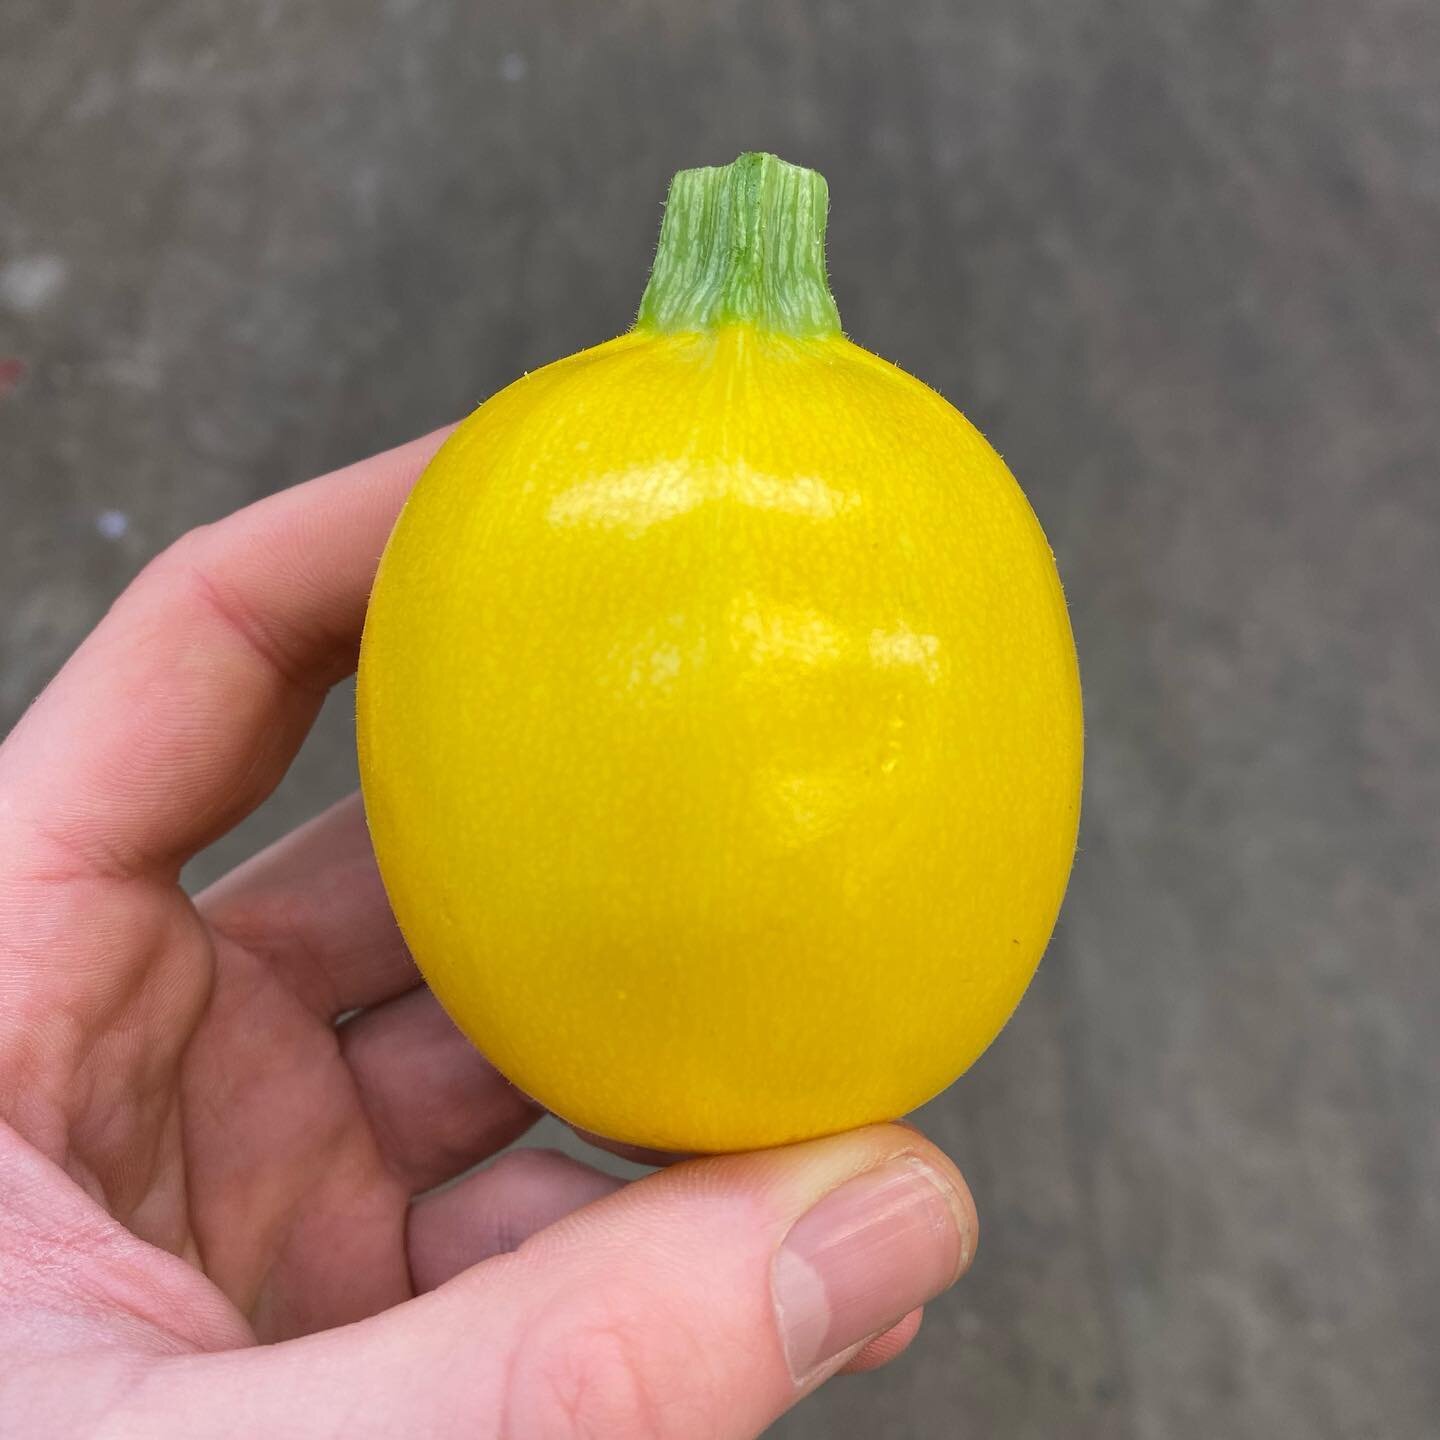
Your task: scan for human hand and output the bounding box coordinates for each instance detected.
[0,430,976,1438]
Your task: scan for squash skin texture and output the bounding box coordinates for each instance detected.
[357,322,1082,1152]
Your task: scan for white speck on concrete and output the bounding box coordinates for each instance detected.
[96,510,129,541]
[0,256,68,314]
[500,52,528,83]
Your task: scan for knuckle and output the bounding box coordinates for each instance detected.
[135,524,215,592]
[507,1291,715,1440]
[539,1318,663,1439]
[130,526,324,692]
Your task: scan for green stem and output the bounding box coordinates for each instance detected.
[634,152,842,339]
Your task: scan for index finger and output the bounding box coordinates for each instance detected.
[0,426,452,881]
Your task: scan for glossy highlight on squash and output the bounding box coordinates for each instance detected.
[357,153,1083,1152]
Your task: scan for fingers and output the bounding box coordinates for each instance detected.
[839,1308,923,1373]
[133,1124,977,1440]
[408,1148,624,1291]
[204,797,541,1193]
[340,987,540,1193]
[198,793,419,1017]
[0,427,451,883]
[568,1125,695,1168]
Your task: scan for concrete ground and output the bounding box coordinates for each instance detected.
[3,3,1438,1437]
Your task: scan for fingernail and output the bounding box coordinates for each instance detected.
[772,1156,967,1380]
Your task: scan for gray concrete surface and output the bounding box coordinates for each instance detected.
[3,2,1438,1436]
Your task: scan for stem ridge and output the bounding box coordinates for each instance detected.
[635,152,842,338]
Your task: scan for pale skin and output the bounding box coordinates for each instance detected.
[0,429,977,1438]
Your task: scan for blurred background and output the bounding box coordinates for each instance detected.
[2,2,1437,1436]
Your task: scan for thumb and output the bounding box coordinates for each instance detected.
[131,1125,975,1439]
